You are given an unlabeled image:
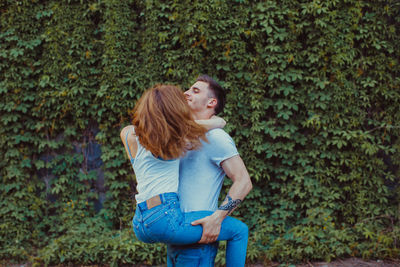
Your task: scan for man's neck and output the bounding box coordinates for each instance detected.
[192,109,214,120]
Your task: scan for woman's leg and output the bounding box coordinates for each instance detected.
[133,200,205,244]
[171,211,248,267]
[135,202,248,266]
[166,210,211,244]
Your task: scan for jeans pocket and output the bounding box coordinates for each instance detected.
[132,210,155,243]
[142,205,172,242]
[143,204,169,227]
[132,222,146,242]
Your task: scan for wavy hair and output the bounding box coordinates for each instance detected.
[133,84,207,160]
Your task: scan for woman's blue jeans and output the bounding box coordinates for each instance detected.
[132,193,249,267]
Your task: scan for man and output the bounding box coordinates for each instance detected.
[167,75,253,266]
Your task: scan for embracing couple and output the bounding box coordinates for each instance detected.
[120,75,252,266]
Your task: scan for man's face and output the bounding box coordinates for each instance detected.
[184,81,215,113]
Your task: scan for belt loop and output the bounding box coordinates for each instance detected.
[137,201,147,212]
[160,193,165,204]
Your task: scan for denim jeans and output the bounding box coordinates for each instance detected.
[132,193,249,267]
[167,241,218,267]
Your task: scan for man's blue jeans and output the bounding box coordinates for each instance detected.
[132,193,249,267]
[167,241,218,267]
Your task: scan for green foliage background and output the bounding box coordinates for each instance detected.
[1,0,399,266]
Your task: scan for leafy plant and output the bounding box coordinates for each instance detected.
[1,0,399,265]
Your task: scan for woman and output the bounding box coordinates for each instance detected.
[120,84,248,266]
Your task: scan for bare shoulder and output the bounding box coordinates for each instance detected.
[120,125,135,143]
[120,125,138,159]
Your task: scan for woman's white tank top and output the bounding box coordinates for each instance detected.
[125,128,179,203]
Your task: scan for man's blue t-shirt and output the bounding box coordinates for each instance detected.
[178,128,239,212]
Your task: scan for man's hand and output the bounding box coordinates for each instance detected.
[191,212,224,243]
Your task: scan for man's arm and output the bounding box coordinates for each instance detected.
[191,155,252,243]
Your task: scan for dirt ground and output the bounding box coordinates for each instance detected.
[247,258,400,267]
[2,258,400,267]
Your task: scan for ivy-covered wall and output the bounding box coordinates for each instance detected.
[1,0,399,265]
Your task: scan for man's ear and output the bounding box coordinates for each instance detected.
[207,98,217,109]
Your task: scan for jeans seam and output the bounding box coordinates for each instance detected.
[141,223,156,243]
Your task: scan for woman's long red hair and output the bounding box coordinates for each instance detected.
[133,84,207,160]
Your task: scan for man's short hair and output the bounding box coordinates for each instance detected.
[196,74,226,115]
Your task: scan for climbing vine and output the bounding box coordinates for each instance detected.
[1,0,399,265]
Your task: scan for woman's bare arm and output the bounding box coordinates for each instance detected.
[120,125,138,159]
[195,115,226,130]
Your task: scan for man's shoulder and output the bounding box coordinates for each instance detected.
[204,128,237,150]
[206,128,232,140]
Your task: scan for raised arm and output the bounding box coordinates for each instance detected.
[191,155,252,243]
[195,115,226,131]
